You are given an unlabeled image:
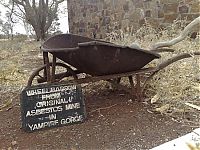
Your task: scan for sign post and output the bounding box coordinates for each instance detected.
[20,83,86,132]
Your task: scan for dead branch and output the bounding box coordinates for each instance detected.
[151,16,200,50]
[0,1,24,20]
[142,52,200,91]
[185,103,200,111]
[150,48,175,53]
[156,52,200,70]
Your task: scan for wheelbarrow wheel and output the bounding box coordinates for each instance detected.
[27,62,78,87]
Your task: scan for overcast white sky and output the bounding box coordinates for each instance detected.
[0,2,69,34]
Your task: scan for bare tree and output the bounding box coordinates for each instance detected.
[0,10,14,39]
[12,0,65,41]
[0,11,3,25]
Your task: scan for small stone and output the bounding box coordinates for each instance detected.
[195,73,200,82]
[129,43,141,49]
[128,99,133,103]
[11,141,17,146]
[75,143,79,146]
[8,147,12,150]
[112,121,116,125]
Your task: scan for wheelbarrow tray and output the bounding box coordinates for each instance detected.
[41,34,160,76]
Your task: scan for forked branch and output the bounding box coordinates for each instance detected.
[151,16,200,50]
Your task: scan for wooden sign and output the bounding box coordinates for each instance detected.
[20,83,86,132]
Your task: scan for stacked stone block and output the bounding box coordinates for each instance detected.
[68,0,200,39]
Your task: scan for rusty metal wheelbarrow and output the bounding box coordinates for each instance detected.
[27,34,200,100]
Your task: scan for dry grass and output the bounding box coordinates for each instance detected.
[0,39,42,106]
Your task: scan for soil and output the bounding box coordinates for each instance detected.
[0,87,195,150]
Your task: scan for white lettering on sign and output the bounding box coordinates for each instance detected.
[26,85,76,97]
[60,115,83,125]
[42,93,61,100]
[26,106,63,117]
[65,103,80,110]
[28,120,59,131]
[35,97,73,108]
[48,114,57,120]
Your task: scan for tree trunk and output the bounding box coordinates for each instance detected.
[34,26,46,41]
[41,29,46,41]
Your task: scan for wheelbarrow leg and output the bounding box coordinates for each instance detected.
[128,76,135,98]
[116,77,121,84]
[109,77,121,90]
[136,74,142,101]
[51,55,56,82]
[43,52,51,83]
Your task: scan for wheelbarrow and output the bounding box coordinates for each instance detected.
[27,34,200,100]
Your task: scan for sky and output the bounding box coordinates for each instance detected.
[0,2,69,34]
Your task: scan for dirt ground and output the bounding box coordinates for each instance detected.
[0,41,198,149]
[0,87,196,150]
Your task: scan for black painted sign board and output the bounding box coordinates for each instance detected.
[20,83,86,132]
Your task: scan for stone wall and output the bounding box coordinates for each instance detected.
[67,0,200,39]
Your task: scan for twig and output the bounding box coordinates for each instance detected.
[89,104,118,114]
[185,103,200,111]
[193,131,200,136]
[0,99,13,111]
[181,124,200,128]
